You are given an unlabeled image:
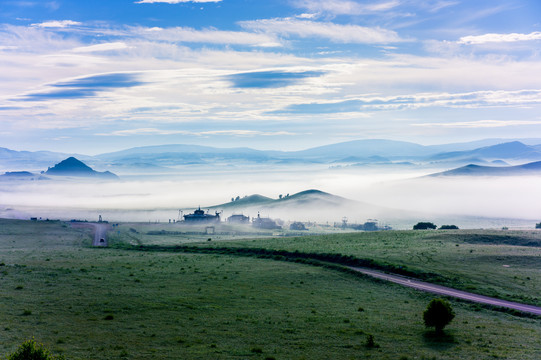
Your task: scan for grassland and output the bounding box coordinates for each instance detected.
[129,226,541,307]
[1,219,540,359]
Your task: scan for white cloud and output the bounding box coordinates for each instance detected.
[135,0,221,3]
[96,128,295,137]
[411,120,541,128]
[239,18,404,44]
[291,0,401,15]
[458,32,541,45]
[131,26,282,47]
[72,42,129,53]
[31,20,82,28]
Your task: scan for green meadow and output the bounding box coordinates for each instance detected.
[1,219,540,359]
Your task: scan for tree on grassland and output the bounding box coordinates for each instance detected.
[423,298,455,334]
[413,222,437,230]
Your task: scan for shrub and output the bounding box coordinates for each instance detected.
[6,338,64,360]
[423,298,455,334]
[365,334,379,348]
[439,225,459,230]
[413,222,437,230]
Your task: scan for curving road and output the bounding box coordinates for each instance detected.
[349,266,541,316]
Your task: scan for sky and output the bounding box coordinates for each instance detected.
[1,0,541,154]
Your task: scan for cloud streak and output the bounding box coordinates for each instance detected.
[18,73,145,101]
[291,0,402,15]
[31,20,82,28]
[458,32,541,45]
[239,18,404,44]
[96,128,296,137]
[135,0,221,3]
[410,120,541,128]
[226,70,326,89]
[272,90,541,114]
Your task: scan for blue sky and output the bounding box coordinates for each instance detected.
[1,0,541,154]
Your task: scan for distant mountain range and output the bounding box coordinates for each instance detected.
[3,138,541,176]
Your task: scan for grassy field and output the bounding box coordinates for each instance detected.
[145,228,541,307]
[1,219,540,359]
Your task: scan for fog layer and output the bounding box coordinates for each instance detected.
[1,164,539,228]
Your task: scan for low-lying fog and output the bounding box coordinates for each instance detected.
[1,164,540,229]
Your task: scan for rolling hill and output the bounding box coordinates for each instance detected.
[207,189,384,222]
[427,141,541,164]
[428,160,541,177]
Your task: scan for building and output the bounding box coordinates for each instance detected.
[183,207,221,223]
[252,213,281,229]
[227,214,250,224]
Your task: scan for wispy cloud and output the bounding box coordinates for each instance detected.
[411,120,541,128]
[226,70,326,89]
[97,128,295,137]
[135,0,221,3]
[291,0,402,15]
[72,42,129,53]
[130,26,282,47]
[18,73,144,101]
[458,32,541,45]
[239,18,404,44]
[272,90,541,114]
[31,20,82,28]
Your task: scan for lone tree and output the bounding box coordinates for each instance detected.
[413,222,437,230]
[423,298,455,334]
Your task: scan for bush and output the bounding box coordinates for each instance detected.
[413,222,437,230]
[365,334,379,348]
[439,225,459,230]
[6,338,64,360]
[423,298,455,334]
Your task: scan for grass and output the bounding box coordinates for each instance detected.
[167,229,541,307]
[0,219,540,359]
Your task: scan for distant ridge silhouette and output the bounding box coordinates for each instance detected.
[46,157,118,179]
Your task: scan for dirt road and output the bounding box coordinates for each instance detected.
[71,222,110,247]
[349,266,541,316]
[91,222,110,247]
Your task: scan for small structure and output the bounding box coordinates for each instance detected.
[252,213,281,229]
[289,222,307,231]
[183,207,221,223]
[227,214,250,224]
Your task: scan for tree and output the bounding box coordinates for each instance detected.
[423,298,455,334]
[413,222,437,230]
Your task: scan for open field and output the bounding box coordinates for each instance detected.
[1,219,540,359]
[140,228,540,308]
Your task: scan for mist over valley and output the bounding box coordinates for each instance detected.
[2,138,541,229]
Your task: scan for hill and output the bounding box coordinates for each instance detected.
[428,161,541,177]
[427,141,541,164]
[208,189,382,222]
[45,157,118,179]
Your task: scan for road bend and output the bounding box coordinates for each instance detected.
[349,266,541,316]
